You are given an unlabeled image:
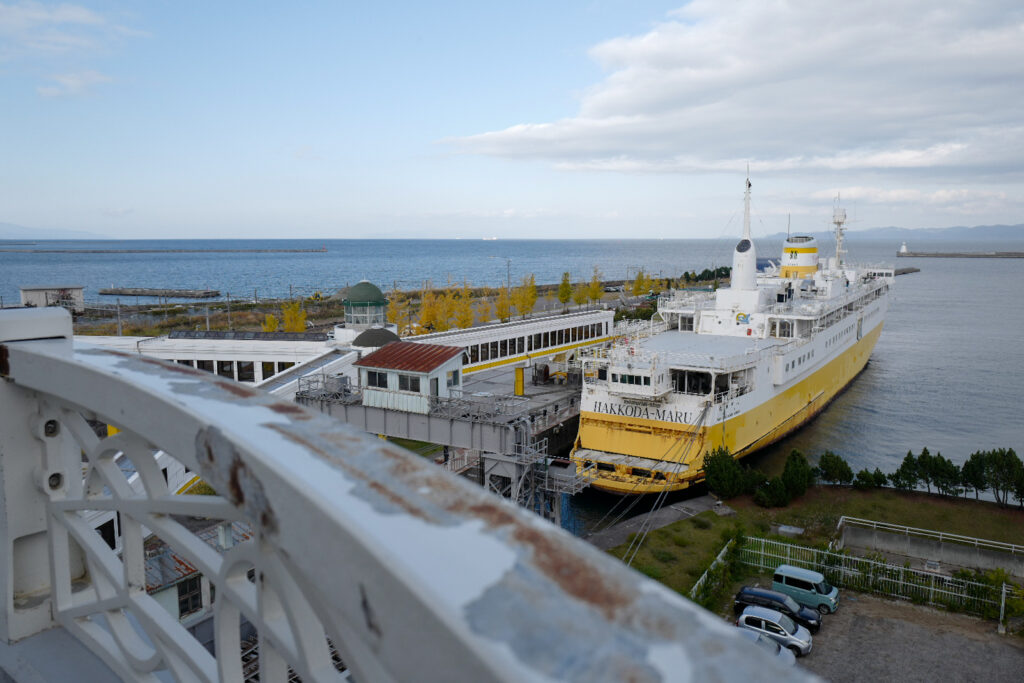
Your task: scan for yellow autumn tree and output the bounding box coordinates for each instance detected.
[494,287,512,322]
[557,272,572,312]
[435,280,458,332]
[572,282,589,308]
[588,266,604,306]
[387,283,412,335]
[416,282,440,333]
[631,269,647,296]
[511,274,537,319]
[281,301,307,332]
[454,280,475,328]
[474,297,492,324]
[261,314,279,332]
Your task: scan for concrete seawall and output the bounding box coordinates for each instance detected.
[840,525,1024,579]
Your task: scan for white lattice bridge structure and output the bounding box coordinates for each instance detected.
[0,308,807,682]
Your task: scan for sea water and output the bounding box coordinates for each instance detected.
[2,237,1022,488]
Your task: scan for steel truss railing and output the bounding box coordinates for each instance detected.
[0,308,801,682]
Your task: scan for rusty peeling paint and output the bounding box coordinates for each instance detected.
[0,345,8,376]
[195,426,278,536]
[457,500,632,620]
[214,380,259,398]
[268,402,311,420]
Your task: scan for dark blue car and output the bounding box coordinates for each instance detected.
[732,586,821,633]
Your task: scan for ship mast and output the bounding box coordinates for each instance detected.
[833,194,847,267]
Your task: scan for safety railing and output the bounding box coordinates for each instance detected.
[0,308,801,681]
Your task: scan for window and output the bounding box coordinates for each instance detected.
[176,359,193,367]
[196,360,214,373]
[237,361,255,382]
[398,374,421,392]
[262,362,276,379]
[177,576,202,617]
[446,370,459,387]
[97,519,116,550]
[278,361,295,372]
[217,360,234,379]
[367,370,388,388]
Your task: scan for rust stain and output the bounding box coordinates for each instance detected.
[264,423,432,522]
[132,354,204,376]
[454,500,632,620]
[215,380,259,398]
[228,456,246,504]
[268,402,312,420]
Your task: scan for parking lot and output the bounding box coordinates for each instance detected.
[790,593,1024,681]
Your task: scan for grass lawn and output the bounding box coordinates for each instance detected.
[387,437,444,459]
[609,487,1024,600]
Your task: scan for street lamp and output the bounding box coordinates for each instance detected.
[489,256,511,297]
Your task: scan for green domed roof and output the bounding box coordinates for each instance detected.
[343,281,387,306]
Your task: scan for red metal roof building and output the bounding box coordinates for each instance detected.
[354,341,463,373]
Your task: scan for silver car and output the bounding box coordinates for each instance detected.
[735,628,797,666]
[736,605,813,656]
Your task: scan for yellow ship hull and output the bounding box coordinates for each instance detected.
[571,323,884,495]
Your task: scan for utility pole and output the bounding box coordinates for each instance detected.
[205,304,210,331]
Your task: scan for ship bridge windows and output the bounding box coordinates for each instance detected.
[670,369,712,396]
[611,373,651,386]
[772,320,794,338]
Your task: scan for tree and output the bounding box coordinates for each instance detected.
[781,449,814,500]
[511,274,537,319]
[702,447,745,499]
[588,266,604,306]
[890,450,919,491]
[916,446,935,494]
[983,448,1023,506]
[416,284,440,333]
[631,269,647,296]
[872,468,889,488]
[572,282,589,308]
[261,313,279,332]
[435,282,458,332]
[961,450,988,500]
[494,286,512,322]
[453,281,475,329]
[817,450,853,485]
[387,283,413,335]
[931,453,961,497]
[557,272,572,312]
[754,477,791,508]
[280,301,306,332]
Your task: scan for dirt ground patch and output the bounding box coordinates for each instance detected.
[798,592,1024,682]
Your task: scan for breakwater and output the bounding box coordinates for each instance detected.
[99,287,221,298]
[897,251,1024,258]
[0,247,327,254]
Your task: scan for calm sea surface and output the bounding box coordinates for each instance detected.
[3,237,1023,526]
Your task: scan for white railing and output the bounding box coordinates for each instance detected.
[741,536,1022,621]
[689,539,735,601]
[0,308,803,681]
[837,516,1024,556]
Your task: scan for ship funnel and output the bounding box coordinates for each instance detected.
[781,235,819,278]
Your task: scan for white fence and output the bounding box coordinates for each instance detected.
[741,536,1022,620]
[689,540,735,602]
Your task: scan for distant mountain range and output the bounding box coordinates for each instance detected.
[0,222,107,240]
[767,223,1024,242]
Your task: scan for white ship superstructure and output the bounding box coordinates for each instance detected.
[571,179,894,494]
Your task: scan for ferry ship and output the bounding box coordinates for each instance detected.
[570,179,894,494]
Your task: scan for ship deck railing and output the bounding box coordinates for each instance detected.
[0,307,805,681]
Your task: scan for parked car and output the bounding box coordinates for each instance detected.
[772,564,840,615]
[736,605,813,656]
[734,628,797,666]
[733,586,821,633]
[603,285,624,292]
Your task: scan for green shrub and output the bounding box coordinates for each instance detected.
[636,564,664,580]
[671,534,690,548]
[652,549,677,563]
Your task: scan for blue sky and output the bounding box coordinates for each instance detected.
[2,1,1022,239]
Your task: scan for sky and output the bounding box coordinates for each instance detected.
[1,1,1022,239]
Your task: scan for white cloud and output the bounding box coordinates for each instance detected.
[452,1,1024,179]
[36,68,110,96]
[0,1,106,54]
